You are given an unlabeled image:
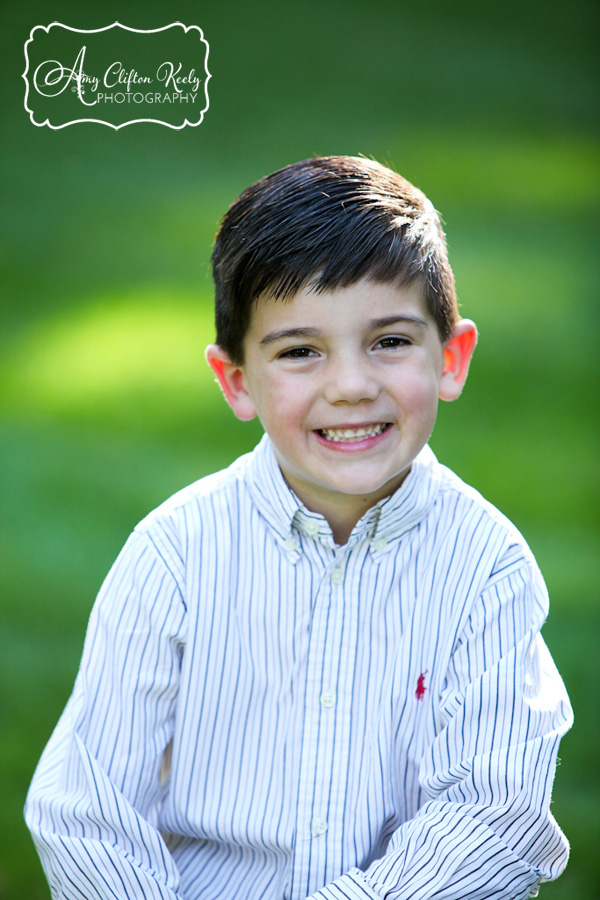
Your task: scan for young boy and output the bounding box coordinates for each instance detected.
[25,156,572,900]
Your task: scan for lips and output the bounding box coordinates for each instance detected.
[317,423,391,443]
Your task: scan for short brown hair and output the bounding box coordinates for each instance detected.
[212,156,459,364]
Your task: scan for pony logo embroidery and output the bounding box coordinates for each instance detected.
[415,670,428,701]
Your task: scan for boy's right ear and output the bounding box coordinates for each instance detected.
[204,345,258,422]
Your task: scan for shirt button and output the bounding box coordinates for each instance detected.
[311,817,328,836]
[331,567,344,584]
[304,520,320,536]
[372,537,388,552]
[284,537,299,552]
[320,690,336,708]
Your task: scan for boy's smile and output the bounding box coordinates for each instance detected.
[207,278,476,542]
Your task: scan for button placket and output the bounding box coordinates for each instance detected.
[294,548,356,854]
[293,558,334,853]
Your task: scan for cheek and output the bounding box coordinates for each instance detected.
[261,381,311,431]
[396,369,440,414]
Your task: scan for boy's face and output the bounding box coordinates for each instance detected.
[207,278,476,528]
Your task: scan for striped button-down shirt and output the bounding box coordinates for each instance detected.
[25,435,572,900]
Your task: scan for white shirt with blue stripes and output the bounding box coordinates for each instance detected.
[25,435,572,900]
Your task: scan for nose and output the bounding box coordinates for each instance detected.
[323,354,380,405]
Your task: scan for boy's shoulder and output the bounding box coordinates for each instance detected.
[137,446,255,532]
[430,454,542,578]
[435,458,524,538]
[124,446,257,583]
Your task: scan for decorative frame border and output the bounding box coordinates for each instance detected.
[23,22,211,130]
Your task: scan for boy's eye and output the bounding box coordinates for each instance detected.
[375,335,411,349]
[279,347,318,359]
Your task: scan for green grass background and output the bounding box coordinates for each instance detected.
[1,0,598,897]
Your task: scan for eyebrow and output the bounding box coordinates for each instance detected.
[258,315,428,346]
[369,315,428,330]
[259,327,323,346]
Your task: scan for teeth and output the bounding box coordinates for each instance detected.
[320,424,387,442]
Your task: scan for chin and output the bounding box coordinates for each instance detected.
[329,473,403,498]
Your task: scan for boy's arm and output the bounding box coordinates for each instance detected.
[24,530,187,900]
[306,553,573,900]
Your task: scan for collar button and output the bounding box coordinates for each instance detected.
[372,537,388,552]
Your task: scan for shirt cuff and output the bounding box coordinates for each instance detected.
[307,868,382,900]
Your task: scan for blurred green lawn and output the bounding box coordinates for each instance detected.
[1,0,598,897]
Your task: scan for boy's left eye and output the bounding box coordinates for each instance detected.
[375,335,411,349]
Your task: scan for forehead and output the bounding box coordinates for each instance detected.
[246,278,434,342]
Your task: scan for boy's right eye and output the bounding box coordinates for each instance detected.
[278,347,317,359]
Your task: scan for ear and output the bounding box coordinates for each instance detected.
[438,319,478,402]
[205,344,258,421]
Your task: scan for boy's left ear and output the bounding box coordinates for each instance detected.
[438,319,478,402]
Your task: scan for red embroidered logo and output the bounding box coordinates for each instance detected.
[415,670,428,701]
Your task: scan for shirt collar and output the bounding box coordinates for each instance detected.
[244,434,441,552]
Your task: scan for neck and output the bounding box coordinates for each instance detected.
[292,483,405,545]
[318,495,377,545]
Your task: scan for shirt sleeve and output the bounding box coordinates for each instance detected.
[306,554,573,900]
[24,529,188,900]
